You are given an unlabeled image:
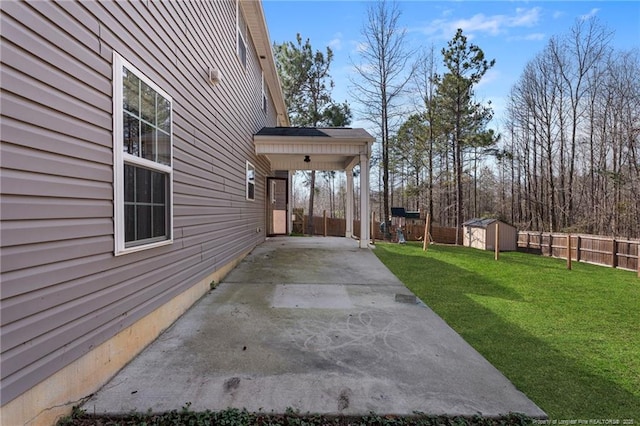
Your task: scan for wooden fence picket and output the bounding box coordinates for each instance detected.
[518,231,638,274]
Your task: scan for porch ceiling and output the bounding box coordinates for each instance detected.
[254,127,375,171]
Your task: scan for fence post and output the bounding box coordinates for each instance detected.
[526,232,530,250]
[540,232,543,252]
[495,223,500,261]
[567,234,572,270]
[612,238,617,268]
[323,210,327,237]
[423,213,431,251]
[548,233,553,256]
[371,211,375,245]
[576,235,581,262]
[303,215,307,236]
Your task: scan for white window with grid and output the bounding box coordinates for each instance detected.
[236,0,248,69]
[113,52,173,255]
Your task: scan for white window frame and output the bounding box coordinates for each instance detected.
[261,71,267,113]
[246,161,256,201]
[236,0,247,69]
[113,52,173,255]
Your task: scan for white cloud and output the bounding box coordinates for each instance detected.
[328,32,343,51]
[352,41,368,53]
[450,14,504,36]
[507,32,546,42]
[580,8,600,21]
[477,68,501,88]
[441,8,454,18]
[418,7,542,40]
[416,19,444,37]
[524,33,545,41]
[553,10,564,19]
[510,7,541,27]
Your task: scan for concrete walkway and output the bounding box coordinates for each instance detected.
[85,237,545,418]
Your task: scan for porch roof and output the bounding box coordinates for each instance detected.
[254,127,375,171]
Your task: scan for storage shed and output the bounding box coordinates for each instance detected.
[463,218,518,251]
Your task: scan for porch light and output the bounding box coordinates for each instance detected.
[304,155,310,163]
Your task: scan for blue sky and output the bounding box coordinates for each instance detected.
[263,1,640,134]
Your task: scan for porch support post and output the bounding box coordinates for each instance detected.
[288,170,294,235]
[359,153,370,248]
[346,168,354,238]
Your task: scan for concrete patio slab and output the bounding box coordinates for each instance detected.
[84,237,546,418]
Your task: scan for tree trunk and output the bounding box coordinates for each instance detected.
[455,138,463,244]
[307,170,316,235]
[428,130,434,223]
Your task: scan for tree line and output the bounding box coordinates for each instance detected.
[502,18,639,238]
[274,1,639,240]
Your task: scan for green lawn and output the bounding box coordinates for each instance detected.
[374,242,640,420]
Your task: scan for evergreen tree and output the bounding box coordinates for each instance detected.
[274,35,351,233]
[438,29,496,243]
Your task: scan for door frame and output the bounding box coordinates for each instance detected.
[266,177,288,236]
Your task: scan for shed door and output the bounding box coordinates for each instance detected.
[267,177,287,235]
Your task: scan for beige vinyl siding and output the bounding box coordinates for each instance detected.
[1,0,276,405]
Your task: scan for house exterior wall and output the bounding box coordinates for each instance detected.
[1,0,280,421]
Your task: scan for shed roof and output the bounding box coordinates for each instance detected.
[463,218,498,228]
[463,218,517,229]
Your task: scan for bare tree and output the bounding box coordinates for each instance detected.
[504,18,639,238]
[548,17,613,228]
[351,0,415,234]
[413,45,440,224]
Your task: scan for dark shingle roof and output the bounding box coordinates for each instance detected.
[463,218,517,229]
[256,127,374,140]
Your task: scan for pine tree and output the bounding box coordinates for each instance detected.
[438,29,495,243]
[274,35,351,233]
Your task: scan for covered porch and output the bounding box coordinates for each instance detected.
[254,127,375,248]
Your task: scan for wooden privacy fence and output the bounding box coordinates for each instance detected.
[367,222,461,245]
[297,214,461,245]
[518,231,639,273]
[297,213,346,237]
[294,214,340,236]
